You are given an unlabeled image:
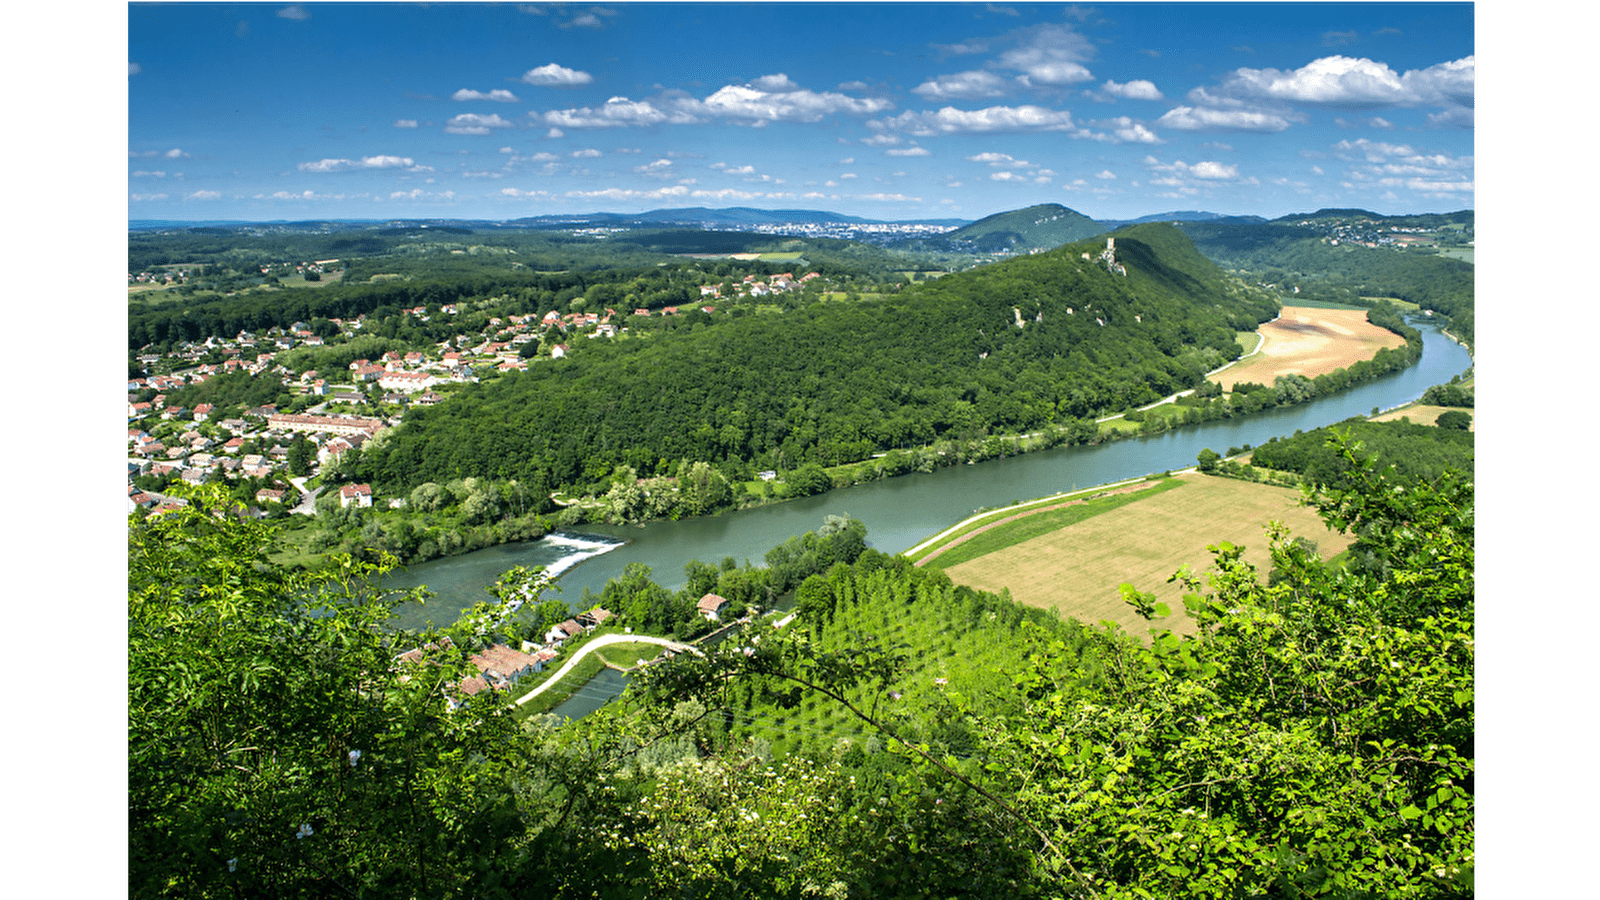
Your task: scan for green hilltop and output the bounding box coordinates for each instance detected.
[892,202,1107,254]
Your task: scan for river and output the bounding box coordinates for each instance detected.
[387,317,1470,632]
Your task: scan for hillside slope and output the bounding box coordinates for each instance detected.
[891,202,1106,253]
[358,224,1279,494]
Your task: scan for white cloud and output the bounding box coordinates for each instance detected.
[131,170,166,178]
[966,152,1030,167]
[751,73,802,92]
[388,189,457,201]
[542,96,699,128]
[1142,156,1256,194]
[990,171,1026,181]
[129,62,141,76]
[885,145,931,157]
[1189,161,1239,180]
[1332,138,1473,198]
[500,187,553,199]
[1090,116,1162,144]
[1096,169,1117,180]
[999,24,1096,86]
[298,155,417,172]
[877,104,1076,135]
[394,119,419,128]
[1100,79,1163,100]
[445,113,516,135]
[277,5,310,21]
[1212,55,1475,109]
[546,127,565,138]
[861,133,902,147]
[1427,106,1474,129]
[521,63,595,86]
[565,185,691,201]
[185,190,221,200]
[912,71,1009,100]
[635,158,674,177]
[1157,105,1294,132]
[854,192,921,202]
[571,148,603,158]
[130,193,168,202]
[453,88,521,102]
[702,80,892,122]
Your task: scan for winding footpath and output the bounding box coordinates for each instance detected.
[514,633,701,706]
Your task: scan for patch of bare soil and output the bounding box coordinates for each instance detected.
[1211,307,1406,390]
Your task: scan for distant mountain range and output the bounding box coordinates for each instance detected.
[131,204,1470,245]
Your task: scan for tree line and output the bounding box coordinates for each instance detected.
[345,225,1279,503]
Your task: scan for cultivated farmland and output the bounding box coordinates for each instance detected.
[941,473,1355,638]
[1210,305,1407,390]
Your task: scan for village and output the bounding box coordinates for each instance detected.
[126,264,830,518]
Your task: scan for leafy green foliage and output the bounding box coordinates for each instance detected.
[1249,418,1474,487]
[357,225,1277,498]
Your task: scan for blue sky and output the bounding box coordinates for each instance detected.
[127,2,1475,222]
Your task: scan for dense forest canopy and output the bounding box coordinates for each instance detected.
[351,224,1279,494]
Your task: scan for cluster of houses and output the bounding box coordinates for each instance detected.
[127,266,845,515]
[394,607,615,710]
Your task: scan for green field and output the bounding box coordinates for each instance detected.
[940,473,1355,637]
[917,478,1184,571]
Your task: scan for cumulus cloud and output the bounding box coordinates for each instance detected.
[1139,156,1258,198]
[912,70,1009,100]
[453,88,520,102]
[277,5,310,20]
[876,104,1076,135]
[570,148,603,158]
[999,24,1096,86]
[1088,116,1163,144]
[751,73,803,92]
[130,193,168,202]
[967,152,1031,167]
[394,119,419,128]
[885,145,931,157]
[1157,105,1294,132]
[542,96,700,128]
[702,79,893,122]
[1331,138,1473,198]
[1212,54,1475,109]
[521,63,595,86]
[634,158,674,177]
[445,113,516,135]
[131,170,166,178]
[185,190,222,200]
[1100,79,1163,100]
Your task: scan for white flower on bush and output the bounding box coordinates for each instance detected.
[297,823,314,839]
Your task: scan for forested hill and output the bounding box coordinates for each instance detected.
[891,202,1105,253]
[357,224,1278,495]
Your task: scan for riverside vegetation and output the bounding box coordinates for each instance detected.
[130,436,1473,897]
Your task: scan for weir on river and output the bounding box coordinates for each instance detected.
[385,317,1470,661]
